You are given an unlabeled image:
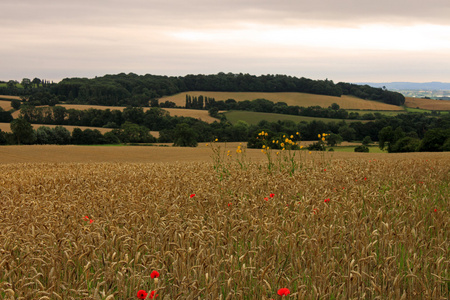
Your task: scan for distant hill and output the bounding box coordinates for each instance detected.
[357,82,450,90]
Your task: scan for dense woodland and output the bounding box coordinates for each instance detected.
[1,72,405,107]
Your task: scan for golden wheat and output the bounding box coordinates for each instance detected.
[0,154,448,299]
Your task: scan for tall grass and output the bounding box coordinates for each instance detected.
[0,154,448,299]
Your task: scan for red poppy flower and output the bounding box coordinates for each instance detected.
[149,291,159,299]
[84,216,89,221]
[190,193,196,198]
[89,219,94,224]
[277,288,290,296]
[228,203,232,207]
[434,208,437,212]
[150,270,160,279]
[270,193,275,198]
[324,198,330,203]
[264,197,269,201]
[137,290,147,299]
[324,168,326,171]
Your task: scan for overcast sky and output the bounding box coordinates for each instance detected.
[2,0,450,83]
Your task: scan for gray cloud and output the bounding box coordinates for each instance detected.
[2,0,450,82]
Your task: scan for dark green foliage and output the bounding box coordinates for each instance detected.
[326,133,343,147]
[71,128,104,145]
[11,99,21,110]
[337,82,405,105]
[0,108,13,122]
[418,128,450,152]
[443,138,450,151]
[354,145,369,152]
[338,126,356,142]
[10,118,36,145]
[362,136,373,146]
[0,130,7,145]
[172,123,198,147]
[0,72,398,108]
[390,137,420,153]
[113,122,156,143]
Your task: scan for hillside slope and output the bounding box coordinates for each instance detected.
[160,91,404,111]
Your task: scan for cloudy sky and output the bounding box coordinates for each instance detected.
[2,0,450,83]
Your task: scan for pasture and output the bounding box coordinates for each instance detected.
[224,111,365,125]
[404,97,450,111]
[0,145,448,299]
[160,92,405,111]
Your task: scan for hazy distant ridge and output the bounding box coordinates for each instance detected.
[356,82,450,90]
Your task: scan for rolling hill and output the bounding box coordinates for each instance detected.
[159,91,404,111]
[404,97,450,111]
[224,111,366,125]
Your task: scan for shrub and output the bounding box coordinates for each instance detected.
[308,142,325,151]
[354,145,369,152]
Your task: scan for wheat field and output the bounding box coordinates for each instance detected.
[404,97,450,111]
[0,148,448,299]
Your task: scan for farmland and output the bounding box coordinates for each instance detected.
[0,100,13,111]
[160,91,405,111]
[404,97,450,111]
[225,111,366,125]
[0,146,448,299]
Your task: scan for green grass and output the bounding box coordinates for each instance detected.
[404,107,449,114]
[328,146,386,153]
[404,107,433,113]
[224,111,365,125]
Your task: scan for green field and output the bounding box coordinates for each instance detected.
[328,145,386,153]
[346,109,405,116]
[224,110,365,125]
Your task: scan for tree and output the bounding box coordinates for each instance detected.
[173,123,198,147]
[330,103,340,110]
[338,126,356,142]
[11,99,21,110]
[21,78,31,90]
[326,133,343,147]
[378,126,394,151]
[362,136,372,146]
[32,78,41,88]
[418,128,450,152]
[10,118,36,144]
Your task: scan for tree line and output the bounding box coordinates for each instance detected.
[1,72,405,107]
[2,104,448,151]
